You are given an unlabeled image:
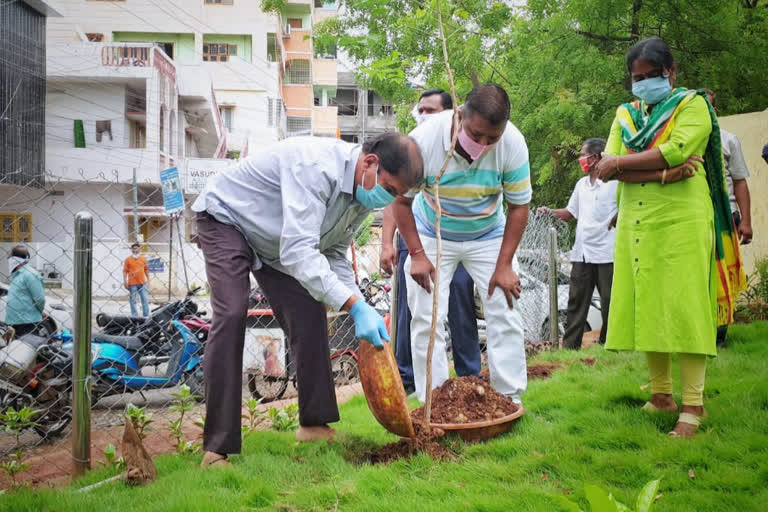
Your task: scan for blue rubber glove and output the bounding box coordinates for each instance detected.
[348,300,390,348]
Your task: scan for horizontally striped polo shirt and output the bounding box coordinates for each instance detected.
[406,109,532,242]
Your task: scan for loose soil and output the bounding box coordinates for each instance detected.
[412,376,519,424]
[368,424,455,464]
[368,376,520,464]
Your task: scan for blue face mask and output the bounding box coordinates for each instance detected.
[632,75,672,105]
[356,165,396,210]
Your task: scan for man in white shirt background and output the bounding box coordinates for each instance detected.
[539,138,617,349]
[192,133,423,466]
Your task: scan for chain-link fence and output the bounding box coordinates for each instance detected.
[0,166,574,487]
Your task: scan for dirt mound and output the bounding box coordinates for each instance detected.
[369,424,455,464]
[527,362,562,380]
[412,376,519,425]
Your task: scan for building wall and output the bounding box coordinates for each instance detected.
[719,111,768,276]
[202,34,253,63]
[113,32,196,64]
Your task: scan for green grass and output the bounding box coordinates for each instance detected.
[4,322,768,511]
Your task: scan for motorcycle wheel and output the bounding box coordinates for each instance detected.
[331,353,359,386]
[247,370,288,403]
[38,317,58,338]
[182,366,206,403]
[33,393,72,439]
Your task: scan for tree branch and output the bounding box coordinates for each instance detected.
[575,30,636,42]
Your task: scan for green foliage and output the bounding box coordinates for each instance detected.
[0,449,29,487]
[735,256,768,322]
[0,407,38,445]
[168,385,201,454]
[268,403,300,432]
[560,479,660,512]
[259,0,286,15]
[98,444,125,472]
[325,0,768,208]
[241,398,267,435]
[125,403,153,440]
[354,213,375,248]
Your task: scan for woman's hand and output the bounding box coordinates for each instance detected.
[596,154,619,181]
[664,154,703,184]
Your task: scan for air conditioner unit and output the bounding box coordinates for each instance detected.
[282,25,291,38]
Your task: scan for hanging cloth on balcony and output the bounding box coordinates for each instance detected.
[73,120,86,148]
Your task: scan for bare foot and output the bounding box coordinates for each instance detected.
[670,405,705,438]
[295,425,336,442]
[649,393,678,412]
[200,451,229,468]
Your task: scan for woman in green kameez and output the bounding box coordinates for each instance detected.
[596,37,745,438]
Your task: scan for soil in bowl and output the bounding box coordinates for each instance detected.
[411,376,519,425]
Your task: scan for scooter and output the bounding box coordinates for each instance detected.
[61,319,205,403]
[0,323,73,438]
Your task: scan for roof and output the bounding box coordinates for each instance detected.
[21,0,64,17]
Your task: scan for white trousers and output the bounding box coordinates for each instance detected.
[404,236,527,403]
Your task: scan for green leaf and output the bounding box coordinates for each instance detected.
[554,495,584,512]
[584,484,619,512]
[635,480,661,512]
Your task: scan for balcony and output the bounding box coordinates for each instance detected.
[282,85,313,115]
[48,42,176,83]
[177,66,227,158]
[312,106,338,136]
[312,58,337,87]
[283,28,312,54]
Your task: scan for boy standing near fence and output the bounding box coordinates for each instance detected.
[124,243,150,317]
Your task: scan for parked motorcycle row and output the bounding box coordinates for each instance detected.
[0,278,389,443]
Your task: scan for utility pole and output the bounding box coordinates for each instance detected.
[132,167,139,242]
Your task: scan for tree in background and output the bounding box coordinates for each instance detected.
[315,0,768,207]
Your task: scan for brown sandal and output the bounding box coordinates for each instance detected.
[200,451,230,468]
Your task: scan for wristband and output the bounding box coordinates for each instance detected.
[661,168,667,185]
[409,247,425,257]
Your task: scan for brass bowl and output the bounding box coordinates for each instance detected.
[428,407,526,443]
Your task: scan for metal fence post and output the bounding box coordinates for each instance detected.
[548,227,559,348]
[72,212,93,477]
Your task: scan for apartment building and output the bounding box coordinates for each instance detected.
[337,69,396,143]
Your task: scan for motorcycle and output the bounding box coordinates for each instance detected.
[95,287,205,368]
[0,323,73,438]
[61,318,205,403]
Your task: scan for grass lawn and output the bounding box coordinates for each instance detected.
[3,322,768,511]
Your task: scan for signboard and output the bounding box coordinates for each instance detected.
[185,158,234,194]
[147,258,165,273]
[160,166,185,214]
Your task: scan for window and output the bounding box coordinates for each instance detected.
[285,60,310,84]
[267,33,277,62]
[286,117,311,136]
[203,43,237,62]
[219,106,234,131]
[205,0,233,3]
[155,42,174,59]
[287,18,303,29]
[0,214,33,243]
[130,121,146,148]
[95,120,112,143]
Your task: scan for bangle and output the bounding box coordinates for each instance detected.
[615,157,622,175]
[661,169,667,185]
[409,247,424,257]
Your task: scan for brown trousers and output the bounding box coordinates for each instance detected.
[197,212,339,454]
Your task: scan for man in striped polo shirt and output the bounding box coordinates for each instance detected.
[392,84,531,403]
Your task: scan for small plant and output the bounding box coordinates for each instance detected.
[125,403,153,440]
[98,443,126,471]
[268,403,300,432]
[241,397,266,435]
[559,479,660,512]
[168,385,201,454]
[0,450,29,487]
[0,406,39,487]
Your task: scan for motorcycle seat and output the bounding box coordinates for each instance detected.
[92,333,143,351]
